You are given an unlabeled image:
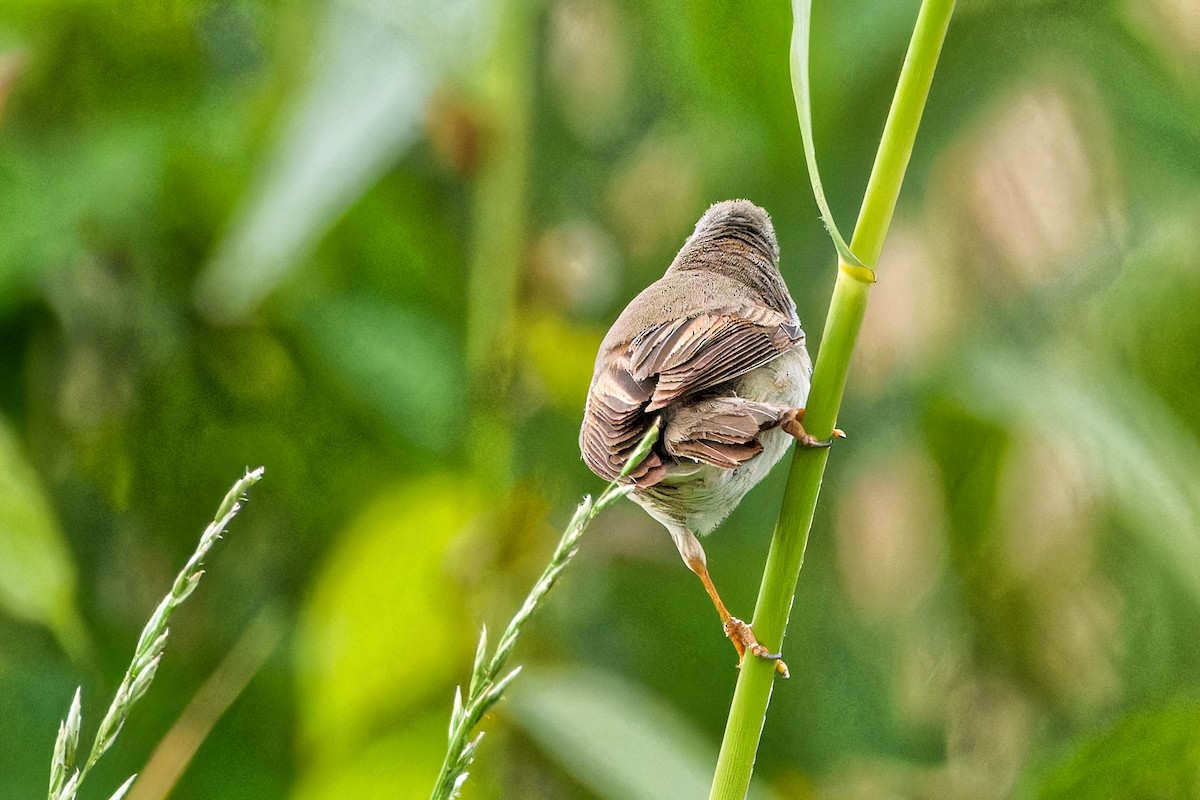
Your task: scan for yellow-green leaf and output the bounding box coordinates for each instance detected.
[295,474,479,759]
[0,416,87,657]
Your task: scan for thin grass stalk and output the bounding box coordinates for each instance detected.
[430,424,659,800]
[46,467,264,800]
[708,2,955,797]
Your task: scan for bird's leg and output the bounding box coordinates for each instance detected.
[781,407,846,448]
[670,526,789,678]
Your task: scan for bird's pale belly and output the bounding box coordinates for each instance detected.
[632,346,811,536]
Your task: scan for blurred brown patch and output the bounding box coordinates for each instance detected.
[835,447,945,621]
[894,632,962,732]
[605,129,703,263]
[928,72,1126,295]
[817,757,939,800]
[854,222,959,395]
[425,87,488,178]
[0,49,24,126]
[547,0,631,147]
[1122,0,1200,85]
[817,674,1035,800]
[528,220,620,315]
[997,439,1123,712]
[942,675,1033,800]
[1000,439,1096,581]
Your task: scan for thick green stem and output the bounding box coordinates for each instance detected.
[708,2,954,797]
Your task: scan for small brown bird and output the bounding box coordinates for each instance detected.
[580,199,836,676]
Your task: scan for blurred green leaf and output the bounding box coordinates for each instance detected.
[0,124,161,315]
[284,291,464,451]
[1037,699,1200,799]
[1102,221,1200,432]
[194,0,492,322]
[291,711,446,800]
[1,0,1200,796]
[295,475,478,759]
[789,0,864,268]
[508,668,781,800]
[0,416,86,656]
[960,351,1200,607]
[522,313,602,413]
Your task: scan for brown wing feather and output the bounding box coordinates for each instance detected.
[580,300,801,486]
[634,301,800,411]
[580,352,668,484]
[663,397,790,468]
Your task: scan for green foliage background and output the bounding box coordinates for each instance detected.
[1,0,1199,797]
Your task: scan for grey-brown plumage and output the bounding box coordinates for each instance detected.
[579,199,831,676]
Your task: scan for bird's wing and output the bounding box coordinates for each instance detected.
[580,350,667,484]
[629,300,802,412]
[580,300,801,485]
[662,397,791,468]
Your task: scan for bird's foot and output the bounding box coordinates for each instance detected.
[724,617,789,678]
[781,408,846,449]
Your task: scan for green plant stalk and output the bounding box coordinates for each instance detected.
[465,0,535,486]
[708,2,955,797]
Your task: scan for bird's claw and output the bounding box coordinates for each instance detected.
[781,408,847,450]
[724,617,790,678]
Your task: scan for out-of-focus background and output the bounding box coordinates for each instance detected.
[1,0,1199,797]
